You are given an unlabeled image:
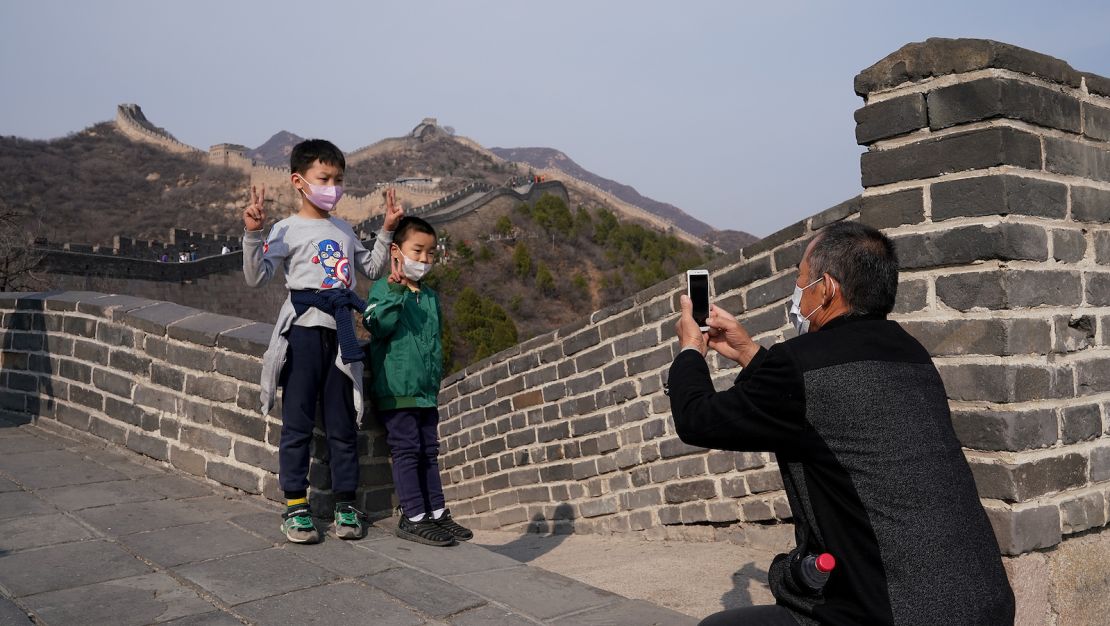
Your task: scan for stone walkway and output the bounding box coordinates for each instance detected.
[0,416,693,626]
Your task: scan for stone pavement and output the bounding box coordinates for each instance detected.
[0,416,693,626]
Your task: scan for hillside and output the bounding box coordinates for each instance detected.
[424,192,707,372]
[0,123,247,246]
[490,146,758,251]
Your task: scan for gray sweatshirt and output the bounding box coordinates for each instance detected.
[243,215,393,418]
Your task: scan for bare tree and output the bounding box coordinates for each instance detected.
[0,199,46,291]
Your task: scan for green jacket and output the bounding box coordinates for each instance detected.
[362,279,443,410]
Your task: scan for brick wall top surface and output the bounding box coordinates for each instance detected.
[854,38,1109,97]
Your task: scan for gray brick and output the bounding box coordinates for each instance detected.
[659,437,706,459]
[1061,404,1101,444]
[860,188,925,229]
[126,431,169,461]
[715,257,772,294]
[895,223,1047,271]
[745,273,797,310]
[1045,136,1110,183]
[1096,231,1110,265]
[810,196,860,229]
[167,344,216,372]
[1070,185,1110,223]
[901,318,1049,357]
[931,175,1067,222]
[215,353,262,384]
[233,441,279,473]
[1084,102,1110,141]
[1055,315,1095,353]
[935,269,1082,311]
[92,366,131,401]
[854,92,927,144]
[742,220,807,259]
[1088,272,1110,306]
[1060,492,1107,534]
[58,359,92,383]
[986,504,1061,555]
[170,445,207,477]
[167,312,248,347]
[108,350,151,376]
[562,327,600,356]
[185,375,237,403]
[893,279,928,314]
[970,454,1087,502]
[1053,229,1088,263]
[927,77,1081,133]
[118,302,200,336]
[105,396,158,430]
[96,323,137,349]
[150,363,186,391]
[212,406,266,441]
[181,425,232,456]
[612,328,659,357]
[1091,445,1110,482]
[939,363,1073,403]
[62,316,97,338]
[951,408,1057,452]
[861,127,1042,188]
[69,385,104,411]
[88,415,127,445]
[664,480,716,503]
[73,340,109,365]
[206,461,261,494]
[1077,356,1110,396]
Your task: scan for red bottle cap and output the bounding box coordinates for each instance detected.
[815,553,836,573]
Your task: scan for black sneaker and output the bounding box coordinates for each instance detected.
[396,515,456,547]
[433,509,473,541]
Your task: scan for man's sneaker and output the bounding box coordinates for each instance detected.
[433,509,473,541]
[281,506,321,544]
[334,502,365,540]
[395,515,456,547]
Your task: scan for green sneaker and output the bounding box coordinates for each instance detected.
[334,502,365,540]
[281,506,320,544]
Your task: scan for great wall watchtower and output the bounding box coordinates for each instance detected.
[4,38,1108,623]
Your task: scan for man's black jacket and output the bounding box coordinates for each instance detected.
[668,314,1015,625]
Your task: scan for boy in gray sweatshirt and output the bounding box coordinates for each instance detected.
[243,139,402,543]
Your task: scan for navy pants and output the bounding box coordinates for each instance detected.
[279,326,358,497]
[378,407,445,517]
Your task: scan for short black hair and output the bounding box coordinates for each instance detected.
[807,221,899,316]
[394,216,437,246]
[290,139,345,175]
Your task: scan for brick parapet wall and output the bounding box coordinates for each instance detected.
[0,291,393,518]
[427,39,1110,557]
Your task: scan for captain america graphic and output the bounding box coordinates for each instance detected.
[311,239,351,289]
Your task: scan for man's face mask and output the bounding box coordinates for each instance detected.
[788,276,825,335]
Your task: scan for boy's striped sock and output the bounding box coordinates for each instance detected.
[286,497,308,510]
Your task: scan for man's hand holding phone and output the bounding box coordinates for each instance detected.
[705,305,760,367]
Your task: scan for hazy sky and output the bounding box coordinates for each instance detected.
[3,1,1108,237]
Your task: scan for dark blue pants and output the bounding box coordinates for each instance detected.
[378,407,445,517]
[279,326,358,497]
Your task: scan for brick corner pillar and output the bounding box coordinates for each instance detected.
[852,37,1110,560]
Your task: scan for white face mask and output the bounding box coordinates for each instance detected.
[788,277,824,335]
[399,252,431,282]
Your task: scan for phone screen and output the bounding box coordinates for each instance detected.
[689,273,709,328]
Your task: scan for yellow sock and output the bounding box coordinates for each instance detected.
[286,497,308,507]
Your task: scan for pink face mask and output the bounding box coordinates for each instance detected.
[295,175,343,212]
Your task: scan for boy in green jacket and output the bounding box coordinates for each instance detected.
[363,216,472,547]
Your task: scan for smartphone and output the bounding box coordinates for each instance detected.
[686,269,710,332]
